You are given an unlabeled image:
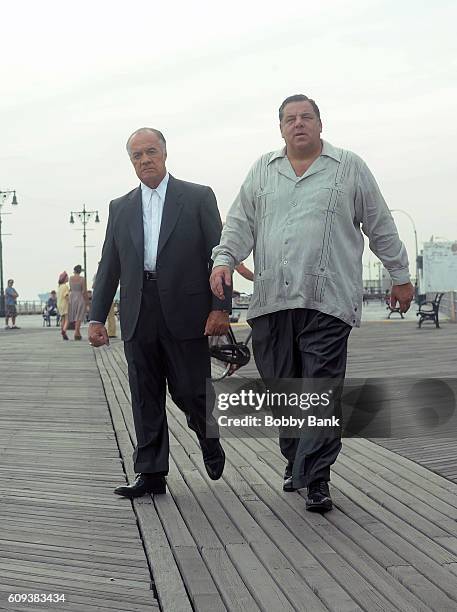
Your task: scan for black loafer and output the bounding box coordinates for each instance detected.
[283,461,296,492]
[306,479,332,513]
[114,474,166,498]
[201,440,225,480]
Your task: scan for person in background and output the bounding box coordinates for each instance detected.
[235,262,254,281]
[92,264,117,338]
[106,303,117,338]
[5,279,19,330]
[43,290,58,326]
[46,291,58,315]
[57,271,70,340]
[68,265,87,340]
[85,290,93,322]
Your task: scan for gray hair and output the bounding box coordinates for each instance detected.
[126,128,167,155]
[278,94,321,122]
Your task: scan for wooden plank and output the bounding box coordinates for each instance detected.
[112,332,456,608]
[331,473,457,599]
[234,320,457,486]
[0,577,156,611]
[253,433,457,609]
[105,346,316,612]
[223,434,422,612]
[6,319,457,610]
[0,331,159,610]
[104,346,278,611]
[167,447,303,611]
[95,347,193,612]
[336,452,457,536]
[166,413,357,611]
[0,548,150,581]
[333,462,457,562]
[134,497,194,612]
[0,582,156,612]
[0,561,152,598]
[352,438,457,495]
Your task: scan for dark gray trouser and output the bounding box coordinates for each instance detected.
[123,280,218,475]
[250,308,351,488]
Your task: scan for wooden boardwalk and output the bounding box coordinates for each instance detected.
[234,316,457,485]
[347,319,457,484]
[0,326,157,612]
[1,318,457,611]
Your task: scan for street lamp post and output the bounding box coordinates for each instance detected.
[390,208,419,280]
[69,205,100,289]
[375,261,382,293]
[0,190,18,318]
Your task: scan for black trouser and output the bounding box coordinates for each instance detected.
[123,280,218,475]
[251,308,351,488]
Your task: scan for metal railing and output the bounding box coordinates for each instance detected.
[15,301,45,315]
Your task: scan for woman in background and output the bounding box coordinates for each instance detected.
[57,271,70,340]
[68,265,87,340]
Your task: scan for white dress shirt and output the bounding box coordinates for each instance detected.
[141,173,169,271]
[90,173,170,326]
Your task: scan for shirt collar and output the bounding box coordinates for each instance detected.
[140,172,169,200]
[320,140,342,162]
[267,139,341,165]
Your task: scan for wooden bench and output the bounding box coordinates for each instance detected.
[416,292,445,328]
[384,294,405,319]
[386,304,404,319]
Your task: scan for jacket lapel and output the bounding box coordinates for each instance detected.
[128,186,144,265]
[157,175,183,257]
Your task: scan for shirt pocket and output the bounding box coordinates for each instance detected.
[256,188,277,219]
[253,268,275,307]
[313,185,345,216]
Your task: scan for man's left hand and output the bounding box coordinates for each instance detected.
[204,310,230,336]
[390,282,415,313]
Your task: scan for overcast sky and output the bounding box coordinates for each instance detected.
[1,0,456,299]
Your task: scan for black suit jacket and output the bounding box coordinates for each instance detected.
[91,175,231,341]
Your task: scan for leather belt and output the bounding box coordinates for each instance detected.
[143,270,158,281]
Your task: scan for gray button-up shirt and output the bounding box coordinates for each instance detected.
[211,140,410,327]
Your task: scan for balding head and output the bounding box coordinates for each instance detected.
[126,128,166,155]
[127,128,168,189]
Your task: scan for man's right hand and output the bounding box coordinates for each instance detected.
[210,265,232,300]
[88,322,109,347]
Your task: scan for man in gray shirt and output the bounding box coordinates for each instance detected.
[210,94,414,512]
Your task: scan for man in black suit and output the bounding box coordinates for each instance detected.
[89,127,231,497]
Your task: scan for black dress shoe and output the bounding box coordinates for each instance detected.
[306,479,332,513]
[201,440,225,480]
[283,461,296,492]
[114,474,166,498]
